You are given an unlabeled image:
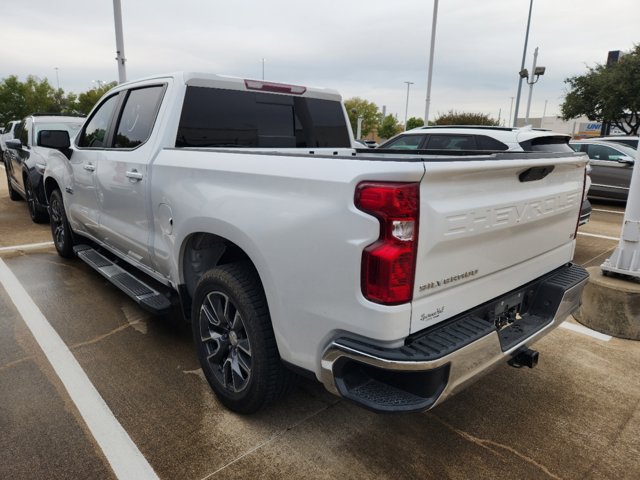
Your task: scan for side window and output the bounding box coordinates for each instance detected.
[476,135,509,151]
[114,86,165,148]
[78,95,119,148]
[586,144,624,161]
[383,135,425,149]
[569,143,583,152]
[426,134,477,150]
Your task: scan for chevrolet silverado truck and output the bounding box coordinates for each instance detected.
[41,72,589,414]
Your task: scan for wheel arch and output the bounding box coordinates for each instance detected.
[179,232,266,321]
[44,176,61,202]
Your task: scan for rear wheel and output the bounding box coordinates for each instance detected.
[49,189,75,258]
[192,262,292,413]
[26,177,48,223]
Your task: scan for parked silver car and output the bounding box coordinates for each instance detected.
[570,140,636,202]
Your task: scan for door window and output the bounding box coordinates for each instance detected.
[426,134,477,150]
[586,144,626,161]
[114,86,165,148]
[78,95,120,148]
[382,134,425,149]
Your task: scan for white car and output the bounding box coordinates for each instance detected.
[379,125,574,152]
[379,125,592,224]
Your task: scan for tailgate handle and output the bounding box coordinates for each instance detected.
[519,166,554,182]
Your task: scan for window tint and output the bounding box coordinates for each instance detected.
[519,136,573,152]
[78,95,119,148]
[175,87,350,148]
[426,134,477,150]
[114,86,165,148]
[476,135,509,151]
[382,134,425,149]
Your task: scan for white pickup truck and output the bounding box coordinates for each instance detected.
[41,72,589,414]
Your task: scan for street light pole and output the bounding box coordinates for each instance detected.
[525,47,539,124]
[54,67,60,90]
[601,145,640,278]
[404,81,414,131]
[513,0,533,127]
[112,0,127,84]
[508,96,514,127]
[262,58,266,80]
[424,0,439,124]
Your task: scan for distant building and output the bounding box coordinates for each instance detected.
[516,116,626,138]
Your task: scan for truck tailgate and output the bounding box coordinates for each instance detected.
[410,154,586,334]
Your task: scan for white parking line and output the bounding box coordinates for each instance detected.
[577,231,620,241]
[0,241,54,252]
[560,321,612,341]
[0,259,159,480]
[592,208,625,215]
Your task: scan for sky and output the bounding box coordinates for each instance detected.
[1,0,638,125]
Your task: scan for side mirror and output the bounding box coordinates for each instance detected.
[5,139,22,149]
[38,130,70,150]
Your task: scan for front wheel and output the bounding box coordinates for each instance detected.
[49,189,75,258]
[4,161,20,201]
[26,177,48,223]
[192,262,292,413]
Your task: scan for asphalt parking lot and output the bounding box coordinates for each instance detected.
[1,166,639,480]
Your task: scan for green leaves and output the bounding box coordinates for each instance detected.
[0,76,117,126]
[344,97,381,138]
[433,110,499,126]
[561,45,640,135]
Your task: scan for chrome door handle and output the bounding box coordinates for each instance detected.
[83,163,96,172]
[126,169,143,181]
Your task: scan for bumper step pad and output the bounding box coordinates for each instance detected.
[73,245,173,315]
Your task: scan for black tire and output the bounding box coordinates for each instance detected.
[48,189,75,258]
[4,162,20,201]
[26,176,48,223]
[192,262,291,413]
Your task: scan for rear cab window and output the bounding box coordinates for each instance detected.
[175,87,351,148]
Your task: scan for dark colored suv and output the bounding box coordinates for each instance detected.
[4,114,84,222]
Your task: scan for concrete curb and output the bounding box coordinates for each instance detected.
[574,266,640,340]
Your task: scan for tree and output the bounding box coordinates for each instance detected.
[433,110,499,126]
[406,117,424,130]
[378,114,401,140]
[76,82,117,115]
[344,97,381,138]
[0,76,116,126]
[561,44,640,135]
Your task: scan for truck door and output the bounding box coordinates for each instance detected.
[94,85,166,267]
[71,94,121,237]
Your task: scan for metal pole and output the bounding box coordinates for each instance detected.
[508,96,514,127]
[262,58,265,80]
[404,81,414,131]
[525,47,538,125]
[356,117,363,139]
[513,0,533,127]
[542,99,548,119]
[601,145,640,278]
[424,0,439,124]
[112,0,127,84]
[54,67,60,90]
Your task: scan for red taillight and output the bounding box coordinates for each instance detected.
[244,79,307,95]
[355,182,420,305]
